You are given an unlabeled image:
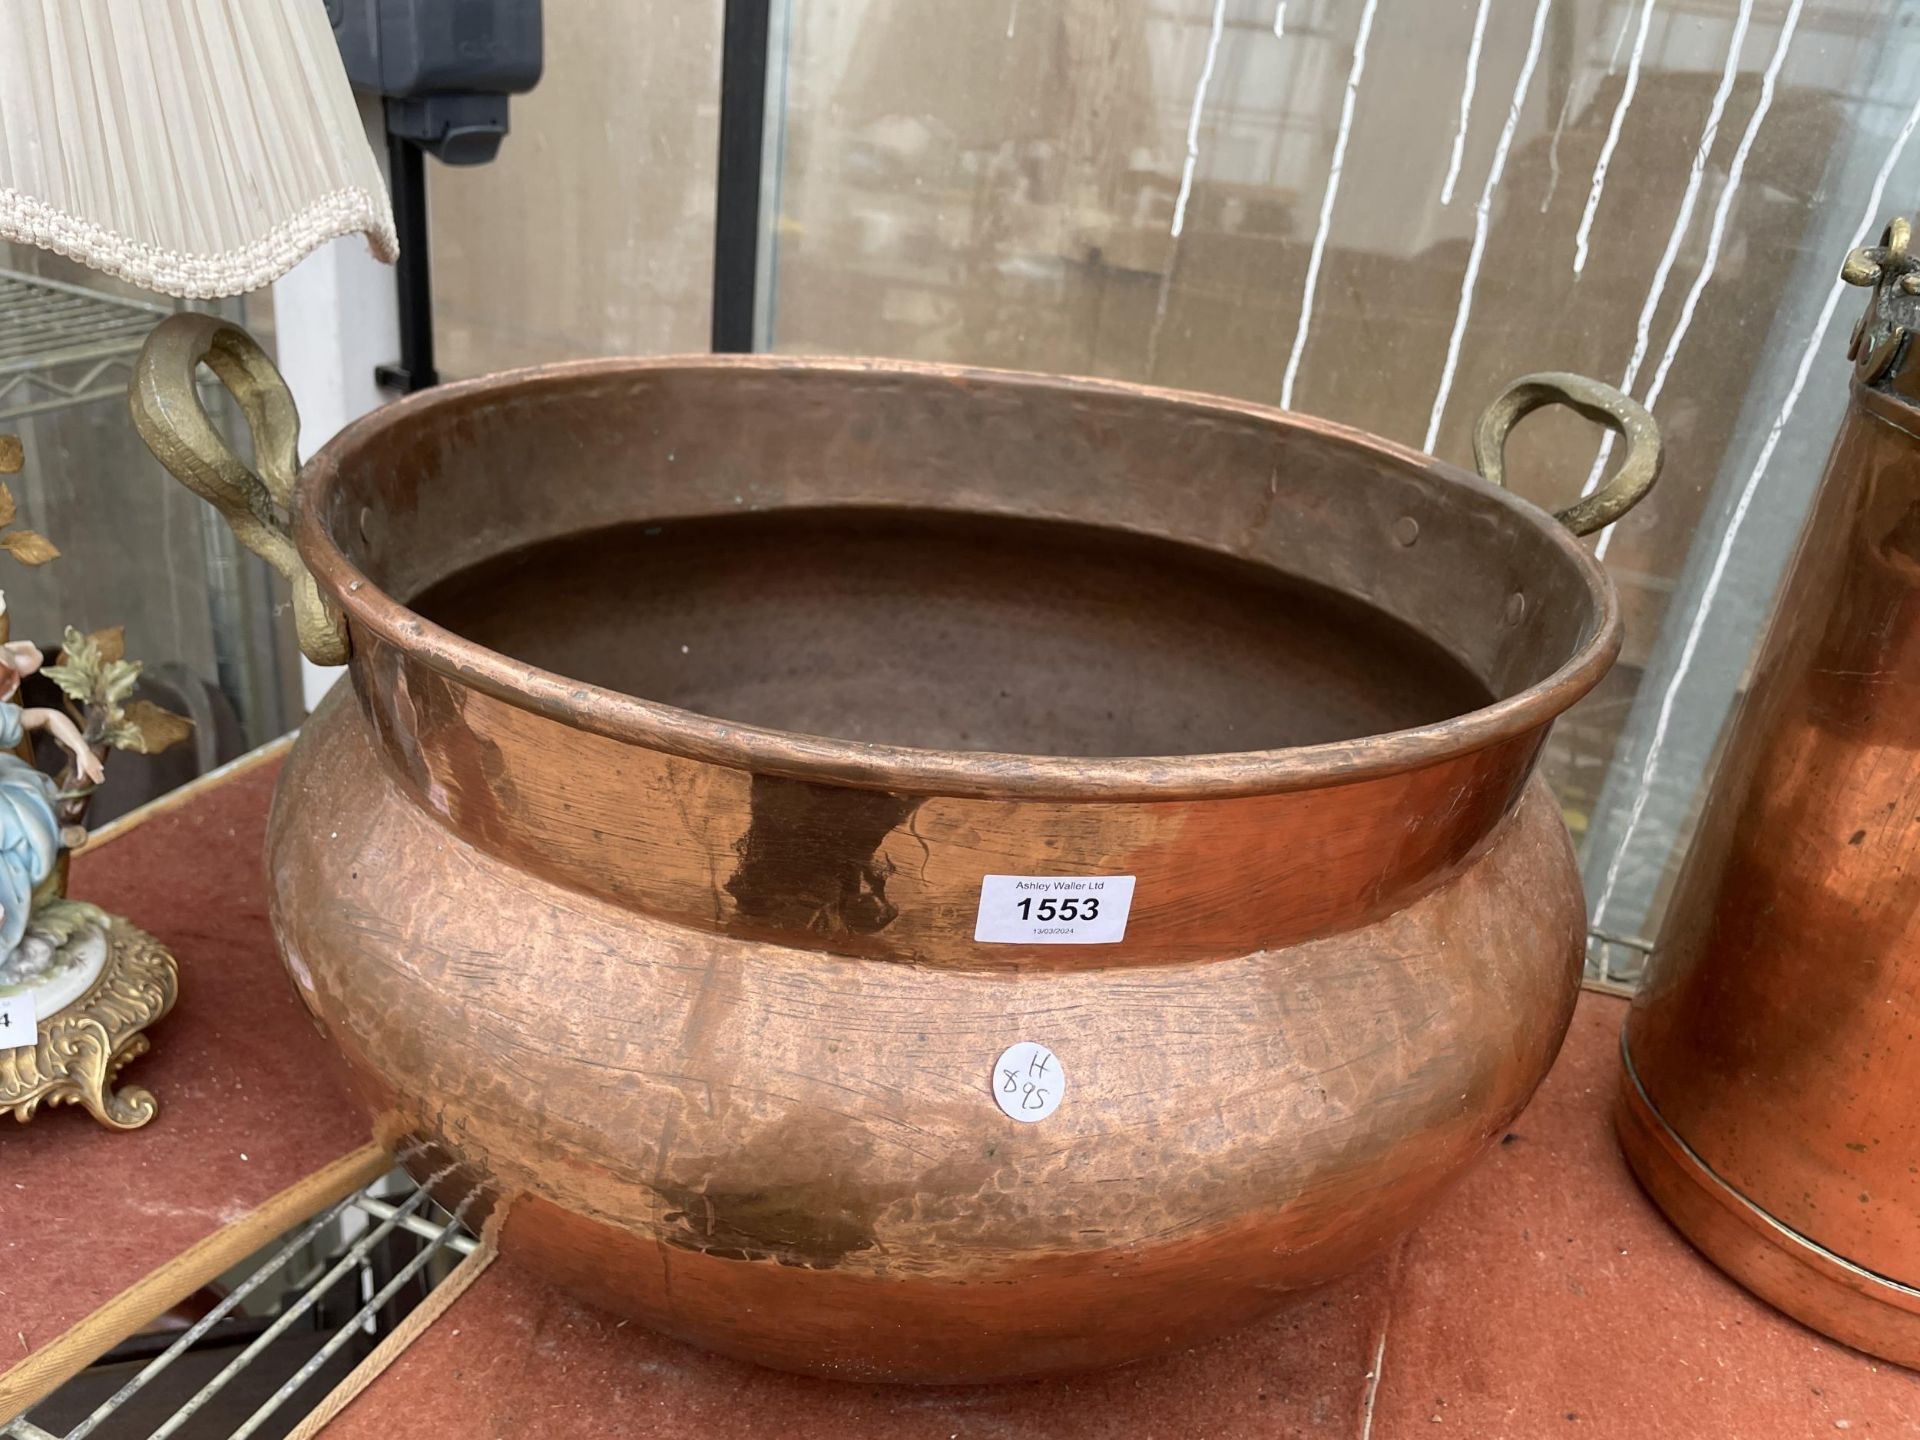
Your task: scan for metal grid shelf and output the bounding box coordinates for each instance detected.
[0,270,169,424]
[1587,925,1655,993]
[5,1169,477,1440]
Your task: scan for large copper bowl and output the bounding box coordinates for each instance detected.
[131,319,1657,1382]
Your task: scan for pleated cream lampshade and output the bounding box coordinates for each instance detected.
[0,0,397,298]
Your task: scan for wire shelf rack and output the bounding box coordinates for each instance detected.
[1587,924,1655,993]
[5,1171,476,1440]
[0,270,169,425]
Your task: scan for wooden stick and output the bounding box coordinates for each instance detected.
[0,1140,390,1423]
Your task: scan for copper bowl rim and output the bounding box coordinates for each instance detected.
[296,354,1622,801]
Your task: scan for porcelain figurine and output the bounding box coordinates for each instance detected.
[0,614,106,997]
[0,438,191,1128]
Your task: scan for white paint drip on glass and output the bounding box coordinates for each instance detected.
[1281,0,1380,410]
[1637,0,1804,425]
[1593,0,1799,560]
[1149,0,1230,377]
[1591,83,1920,929]
[1581,0,1755,548]
[1170,0,1229,241]
[1539,69,1581,214]
[1423,0,1554,453]
[1605,2,1635,73]
[1541,0,1634,217]
[1146,262,1178,378]
[1573,0,1658,275]
[1543,0,1638,214]
[1006,0,1018,40]
[1273,1,1286,39]
[1440,0,1493,207]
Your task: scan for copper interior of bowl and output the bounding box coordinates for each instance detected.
[313,360,1608,768]
[409,507,1493,758]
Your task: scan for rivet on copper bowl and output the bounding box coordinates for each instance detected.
[130,317,1660,1383]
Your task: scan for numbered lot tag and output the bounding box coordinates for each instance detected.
[0,991,35,1049]
[992,1041,1064,1122]
[973,875,1136,944]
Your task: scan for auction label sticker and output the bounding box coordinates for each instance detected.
[992,1041,1065,1122]
[973,875,1136,944]
[0,990,35,1049]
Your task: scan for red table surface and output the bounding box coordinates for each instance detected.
[4,746,1915,1435]
[1,746,372,1370]
[325,994,1919,1439]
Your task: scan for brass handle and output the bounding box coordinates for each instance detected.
[1471,372,1663,537]
[129,314,348,665]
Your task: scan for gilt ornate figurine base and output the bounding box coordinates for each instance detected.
[1,915,178,1130]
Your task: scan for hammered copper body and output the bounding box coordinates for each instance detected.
[1620,223,1920,1369]
[132,326,1656,1381]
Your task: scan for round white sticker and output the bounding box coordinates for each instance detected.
[992,1042,1065,1122]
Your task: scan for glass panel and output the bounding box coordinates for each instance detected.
[761,0,1917,981]
[425,0,725,376]
[0,244,297,820]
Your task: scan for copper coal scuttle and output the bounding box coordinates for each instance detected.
[1619,217,1920,1370]
[130,317,1659,1382]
